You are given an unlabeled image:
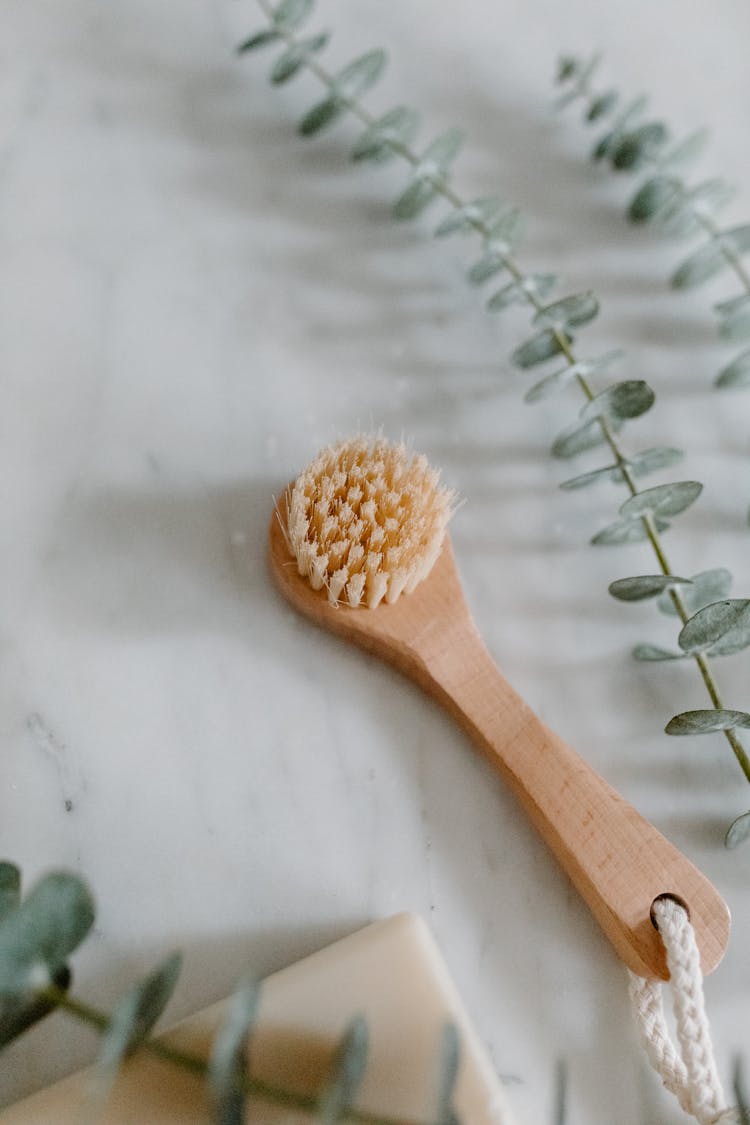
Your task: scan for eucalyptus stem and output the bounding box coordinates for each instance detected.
[251,2,750,795]
[42,984,415,1125]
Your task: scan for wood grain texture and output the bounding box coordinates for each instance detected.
[269,501,730,980]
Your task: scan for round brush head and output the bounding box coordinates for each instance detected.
[285,436,455,609]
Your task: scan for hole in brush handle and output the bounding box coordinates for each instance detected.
[650,892,691,930]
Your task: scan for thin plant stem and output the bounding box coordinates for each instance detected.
[253,2,750,788]
[42,985,418,1125]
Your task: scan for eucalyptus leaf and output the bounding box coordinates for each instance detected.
[0,864,20,921]
[551,413,624,460]
[610,122,668,170]
[592,94,649,160]
[587,90,618,121]
[658,128,709,170]
[609,575,690,602]
[619,480,702,521]
[591,515,669,546]
[726,811,750,850]
[677,599,750,657]
[526,348,623,402]
[270,33,329,84]
[299,96,345,136]
[434,196,503,237]
[97,953,182,1074]
[665,709,750,736]
[0,965,71,1049]
[632,643,685,662]
[467,252,507,285]
[209,974,260,1125]
[393,179,439,221]
[628,446,684,476]
[0,872,95,998]
[559,462,624,490]
[715,347,750,389]
[716,294,750,342]
[628,176,681,224]
[318,1016,369,1124]
[556,56,578,83]
[487,274,556,313]
[657,567,732,618]
[334,49,387,99]
[579,380,655,422]
[421,127,465,171]
[513,329,571,370]
[672,225,750,288]
[486,208,525,246]
[271,0,314,29]
[534,291,599,330]
[237,29,280,53]
[351,106,419,163]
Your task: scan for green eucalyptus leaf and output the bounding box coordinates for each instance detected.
[559,462,624,490]
[579,380,655,423]
[0,872,95,998]
[628,176,681,223]
[0,864,21,921]
[486,208,525,246]
[393,179,439,220]
[658,128,709,169]
[665,709,750,736]
[610,122,669,170]
[421,127,465,171]
[237,29,280,53]
[467,252,507,285]
[534,291,599,330]
[487,274,556,313]
[351,106,419,163]
[526,349,623,403]
[592,94,649,160]
[678,599,750,656]
[726,811,750,850]
[672,225,750,288]
[632,643,685,662]
[318,1016,369,1124]
[619,480,702,521]
[335,49,386,99]
[270,33,329,84]
[434,1023,461,1125]
[609,575,691,602]
[97,953,182,1073]
[552,414,624,460]
[209,974,260,1125]
[657,567,732,618]
[513,329,573,370]
[587,90,618,121]
[271,0,314,29]
[591,515,669,546]
[556,56,579,83]
[0,964,71,1049]
[715,347,750,389]
[716,294,750,342]
[436,197,503,238]
[628,446,684,477]
[299,96,345,136]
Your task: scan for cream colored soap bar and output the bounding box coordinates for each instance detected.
[0,914,515,1125]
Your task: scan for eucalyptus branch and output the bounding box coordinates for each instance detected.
[241,0,750,846]
[0,866,455,1125]
[555,54,750,394]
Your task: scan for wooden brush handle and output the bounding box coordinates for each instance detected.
[418,618,730,979]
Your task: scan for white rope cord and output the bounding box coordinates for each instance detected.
[628,896,739,1124]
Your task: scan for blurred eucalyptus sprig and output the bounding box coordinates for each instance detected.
[0,862,460,1125]
[555,55,750,396]
[240,0,750,847]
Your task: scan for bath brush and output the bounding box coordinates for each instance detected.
[269,436,730,980]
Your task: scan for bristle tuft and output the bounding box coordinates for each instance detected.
[287,436,454,608]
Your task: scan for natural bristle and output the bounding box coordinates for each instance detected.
[286,436,454,608]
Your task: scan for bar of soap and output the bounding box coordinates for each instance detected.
[0,913,516,1124]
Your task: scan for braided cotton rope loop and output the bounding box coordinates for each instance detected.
[628,897,738,1124]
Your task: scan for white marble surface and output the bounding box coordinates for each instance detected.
[1,1,749,1121]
